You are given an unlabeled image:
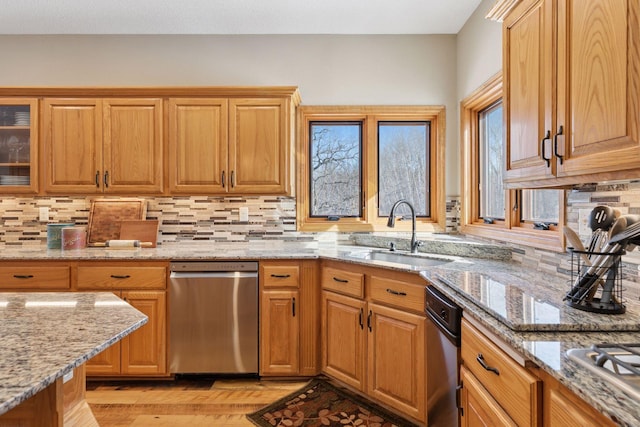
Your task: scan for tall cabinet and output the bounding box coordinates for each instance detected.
[500,0,640,187]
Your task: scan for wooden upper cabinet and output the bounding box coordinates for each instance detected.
[103,98,163,193]
[555,0,640,178]
[0,98,39,194]
[168,98,228,193]
[43,98,163,194]
[504,0,555,184]
[229,98,290,194]
[43,98,103,193]
[502,0,640,187]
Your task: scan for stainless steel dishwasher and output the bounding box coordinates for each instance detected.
[425,284,462,427]
[169,261,258,374]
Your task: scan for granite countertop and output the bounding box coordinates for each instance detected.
[1,240,638,425]
[0,292,147,415]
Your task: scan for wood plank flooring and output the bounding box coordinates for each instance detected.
[86,377,309,426]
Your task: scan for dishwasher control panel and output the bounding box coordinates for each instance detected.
[170,261,259,272]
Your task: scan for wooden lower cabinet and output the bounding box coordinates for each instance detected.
[322,291,366,390]
[259,260,319,376]
[460,365,516,426]
[320,261,427,424]
[77,262,168,377]
[367,303,426,421]
[260,290,299,374]
[85,290,167,376]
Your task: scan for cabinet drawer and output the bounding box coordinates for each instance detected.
[369,275,424,313]
[77,266,166,290]
[0,267,70,290]
[262,265,299,288]
[321,266,364,298]
[461,320,540,427]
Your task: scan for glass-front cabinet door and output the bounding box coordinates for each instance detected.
[0,98,38,193]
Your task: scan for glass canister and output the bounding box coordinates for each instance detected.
[46,223,75,249]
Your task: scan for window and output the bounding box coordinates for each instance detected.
[298,106,445,232]
[460,73,564,251]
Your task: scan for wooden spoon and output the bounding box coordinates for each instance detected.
[563,226,590,265]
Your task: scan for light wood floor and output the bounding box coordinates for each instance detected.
[86,377,309,426]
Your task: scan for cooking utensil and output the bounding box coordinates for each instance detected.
[586,206,616,256]
[563,226,590,265]
[586,216,627,300]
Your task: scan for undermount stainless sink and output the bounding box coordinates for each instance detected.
[345,250,452,268]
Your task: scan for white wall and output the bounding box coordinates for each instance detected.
[0,34,459,195]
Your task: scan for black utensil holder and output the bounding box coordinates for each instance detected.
[566,248,625,314]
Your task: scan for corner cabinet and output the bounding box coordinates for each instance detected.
[168,93,297,195]
[320,261,427,424]
[259,260,319,376]
[502,0,640,187]
[0,98,38,193]
[43,98,164,194]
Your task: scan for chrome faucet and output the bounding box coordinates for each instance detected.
[386,199,421,254]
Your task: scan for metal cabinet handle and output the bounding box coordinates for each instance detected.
[386,288,407,296]
[359,308,364,329]
[332,277,349,283]
[540,130,551,167]
[270,274,291,278]
[554,125,564,165]
[221,171,225,188]
[110,274,131,279]
[367,310,372,332]
[292,297,296,317]
[476,353,500,375]
[13,274,34,279]
[231,170,235,188]
[95,171,100,188]
[103,171,109,188]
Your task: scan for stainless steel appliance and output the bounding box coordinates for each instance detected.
[425,284,462,427]
[169,261,259,374]
[567,343,640,400]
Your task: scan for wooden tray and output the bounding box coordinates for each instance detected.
[87,199,147,246]
[119,220,159,247]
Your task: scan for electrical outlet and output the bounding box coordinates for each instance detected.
[39,207,50,222]
[239,207,249,222]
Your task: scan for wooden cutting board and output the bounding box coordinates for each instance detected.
[87,199,147,246]
[119,220,159,247]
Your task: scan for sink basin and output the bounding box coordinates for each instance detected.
[345,250,452,268]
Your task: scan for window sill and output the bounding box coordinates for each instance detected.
[460,223,564,253]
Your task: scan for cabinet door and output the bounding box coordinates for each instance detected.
[0,98,38,193]
[103,98,163,193]
[555,0,640,177]
[86,291,123,376]
[260,290,299,375]
[120,290,167,375]
[168,98,228,193]
[460,366,517,427]
[367,302,426,423]
[43,98,103,193]
[229,98,290,194]
[321,291,366,391]
[503,0,555,184]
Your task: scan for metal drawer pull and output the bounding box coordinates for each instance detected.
[367,310,372,332]
[359,308,364,329]
[476,353,500,375]
[292,297,296,317]
[540,130,551,167]
[386,288,407,296]
[110,274,131,279]
[270,274,291,278]
[13,274,34,279]
[332,277,349,283]
[95,171,100,188]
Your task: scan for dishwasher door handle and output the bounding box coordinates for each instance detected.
[170,271,258,279]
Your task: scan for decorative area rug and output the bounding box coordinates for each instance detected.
[247,378,419,427]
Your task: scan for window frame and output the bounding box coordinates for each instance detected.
[460,73,565,252]
[297,105,446,233]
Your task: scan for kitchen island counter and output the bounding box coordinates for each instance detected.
[0,292,147,424]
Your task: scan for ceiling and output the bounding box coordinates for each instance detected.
[0,0,482,35]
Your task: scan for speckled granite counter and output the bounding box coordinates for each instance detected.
[1,241,639,425]
[0,292,147,415]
